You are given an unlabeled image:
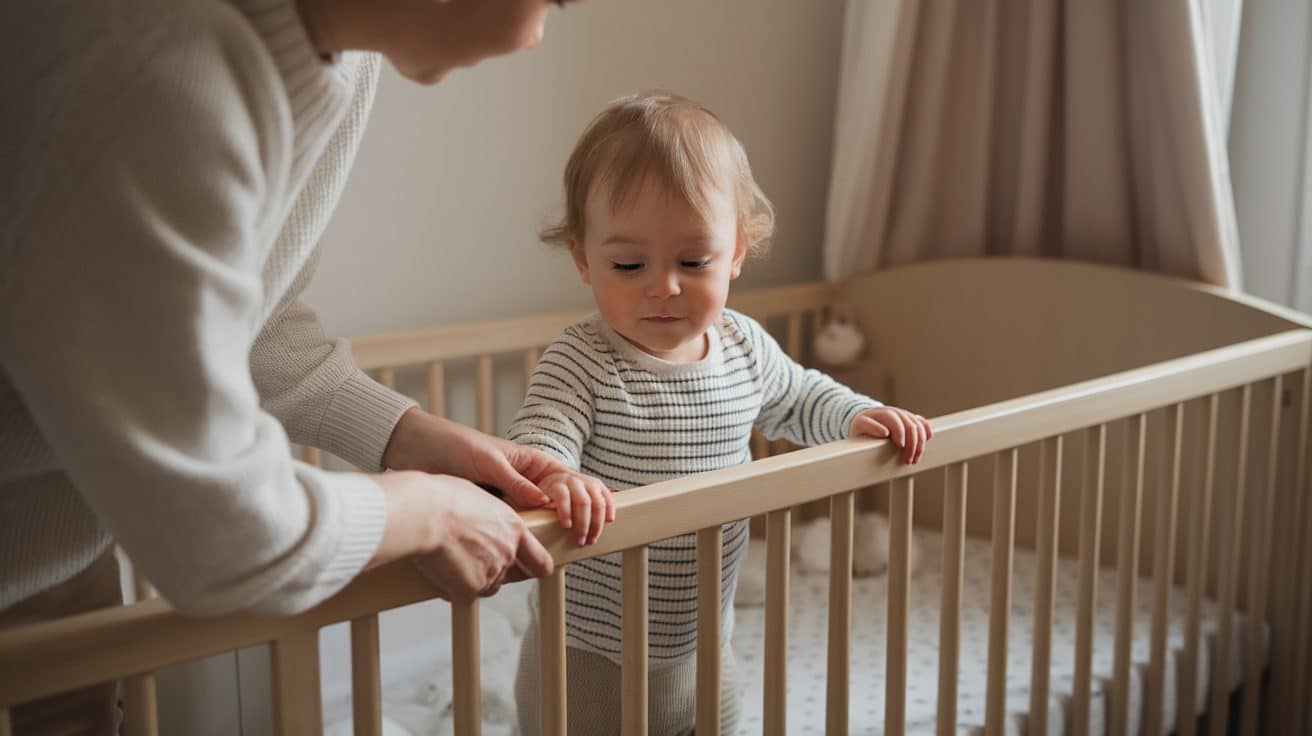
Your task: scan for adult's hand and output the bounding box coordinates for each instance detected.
[382,407,567,509]
[368,471,554,602]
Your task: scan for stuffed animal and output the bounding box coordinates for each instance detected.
[812,304,890,402]
[814,304,866,367]
[792,512,919,578]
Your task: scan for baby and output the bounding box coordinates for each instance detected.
[509,91,932,735]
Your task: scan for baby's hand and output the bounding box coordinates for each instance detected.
[539,470,616,547]
[850,406,933,465]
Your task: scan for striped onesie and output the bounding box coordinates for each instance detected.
[508,308,880,666]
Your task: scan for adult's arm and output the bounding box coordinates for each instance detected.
[0,7,387,616]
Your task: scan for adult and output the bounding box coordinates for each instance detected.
[2,2,600,728]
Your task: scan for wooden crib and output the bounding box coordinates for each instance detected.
[2,258,1312,735]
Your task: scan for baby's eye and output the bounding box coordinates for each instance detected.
[611,262,642,272]
[682,258,712,269]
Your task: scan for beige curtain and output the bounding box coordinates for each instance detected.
[823,0,1243,289]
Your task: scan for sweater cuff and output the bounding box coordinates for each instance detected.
[250,471,387,616]
[314,472,388,595]
[317,370,417,471]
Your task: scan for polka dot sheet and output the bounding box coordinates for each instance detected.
[730,529,1266,735]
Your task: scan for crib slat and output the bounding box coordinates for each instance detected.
[539,571,567,736]
[1029,436,1063,736]
[826,491,854,736]
[271,630,323,735]
[886,476,914,736]
[121,673,159,736]
[1179,394,1219,736]
[124,568,159,736]
[452,601,480,736]
[697,526,724,736]
[1211,384,1252,736]
[751,429,769,460]
[764,510,790,736]
[476,355,494,434]
[937,463,967,736]
[985,449,1018,736]
[300,445,323,468]
[1241,377,1282,736]
[427,361,446,417]
[1290,368,1312,734]
[350,615,382,736]
[622,547,649,736]
[1072,424,1107,736]
[377,366,396,390]
[806,310,820,363]
[1111,414,1146,735]
[523,348,541,396]
[1146,404,1183,736]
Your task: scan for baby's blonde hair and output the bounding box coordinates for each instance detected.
[541,91,775,255]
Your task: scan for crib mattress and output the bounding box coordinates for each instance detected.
[731,529,1268,736]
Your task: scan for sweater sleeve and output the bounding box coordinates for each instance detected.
[506,330,598,468]
[247,53,414,472]
[0,13,385,616]
[250,255,416,472]
[731,311,882,446]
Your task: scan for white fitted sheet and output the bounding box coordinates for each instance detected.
[730,528,1267,735]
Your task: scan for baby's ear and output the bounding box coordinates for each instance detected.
[730,234,749,280]
[569,240,591,284]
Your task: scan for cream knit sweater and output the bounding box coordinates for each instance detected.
[0,0,416,615]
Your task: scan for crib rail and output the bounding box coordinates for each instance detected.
[3,326,1311,735]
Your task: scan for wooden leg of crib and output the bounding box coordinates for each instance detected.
[1111,414,1146,736]
[1029,437,1063,736]
[1241,377,1282,736]
[1179,396,1219,736]
[271,630,323,736]
[985,449,1017,736]
[1289,368,1312,734]
[350,615,383,736]
[452,602,481,736]
[539,571,568,736]
[764,510,790,736]
[122,673,159,736]
[1267,371,1305,735]
[886,476,914,736]
[1072,425,1107,736]
[622,547,649,736]
[696,527,723,736]
[1211,385,1252,736]
[937,464,967,736]
[826,492,854,736]
[1146,404,1183,736]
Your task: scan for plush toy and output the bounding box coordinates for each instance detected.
[812,304,890,402]
[814,304,866,367]
[792,513,919,578]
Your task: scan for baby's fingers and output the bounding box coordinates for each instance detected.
[907,411,925,464]
[855,414,891,439]
[586,479,610,545]
[569,477,593,547]
[545,481,573,530]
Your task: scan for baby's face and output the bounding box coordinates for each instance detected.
[572,177,746,363]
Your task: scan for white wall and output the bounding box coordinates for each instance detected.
[304,0,847,338]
